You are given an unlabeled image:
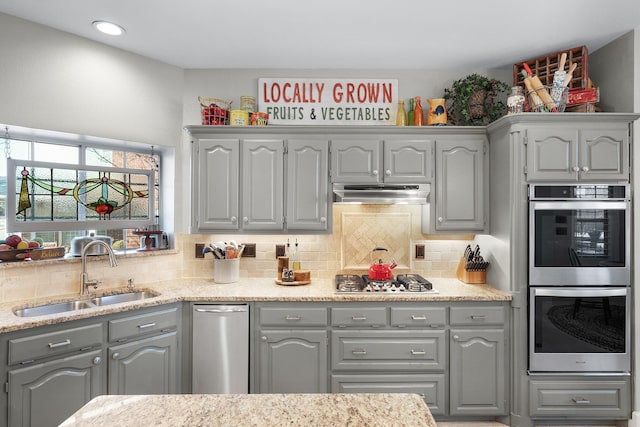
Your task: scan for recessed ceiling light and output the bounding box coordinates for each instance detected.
[92,20,125,36]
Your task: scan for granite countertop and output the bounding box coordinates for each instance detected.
[0,277,511,333]
[60,393,436,427]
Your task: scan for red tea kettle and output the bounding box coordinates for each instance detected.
[368,247,397,280]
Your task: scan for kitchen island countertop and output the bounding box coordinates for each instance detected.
[60,393,436,427]
[0,277,511,333]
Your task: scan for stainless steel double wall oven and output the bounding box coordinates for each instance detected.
[528,184,630,373]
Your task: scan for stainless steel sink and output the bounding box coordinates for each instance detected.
[13,300,95,317]
[91,291,159,306]
[13,290,160,317]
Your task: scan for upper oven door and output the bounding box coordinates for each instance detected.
[529,199,630,286]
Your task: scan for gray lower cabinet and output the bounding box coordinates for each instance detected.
[2,304,181,427]
[108,332,178,395]
[8,349,105,427]
[256,304,328,393]
[449,305,507,416]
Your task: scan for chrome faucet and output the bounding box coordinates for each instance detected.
[80,240,118,296]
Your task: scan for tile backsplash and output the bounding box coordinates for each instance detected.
[0,205,473,303]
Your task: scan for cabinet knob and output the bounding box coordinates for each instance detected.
[93,356,102,365]
[261,336,267,342]
[582,166,589,172]
[320,217,326,223]
[231,216,237,224]
[372,170,379,176]
[112,352,120,360]
[385,170,391,176]
[437,217,443,223]
[243,217,249,224]
[572,166,580,172]
[452,335,459,341]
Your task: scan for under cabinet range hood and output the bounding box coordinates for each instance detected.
[333,183,429,204]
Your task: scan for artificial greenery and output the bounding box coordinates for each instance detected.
[443,74,510,126]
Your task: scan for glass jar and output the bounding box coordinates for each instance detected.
[507,86,525,115]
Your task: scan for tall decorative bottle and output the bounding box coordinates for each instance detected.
[395,99,407,126]
[413,96,424,126]
[407,98,415,126]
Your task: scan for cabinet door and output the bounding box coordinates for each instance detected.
[330,139,382,183]
[8,349,105,427]
[434,138,486,231]
[286,139,329,230]
[526,128,579,181]
[449,329,506,416]
[108,332,179,395]
[579,129,629,181]
[258,330,327,393]
[383,139,433,183]
[195,138,240,230]
[241,140,284,230]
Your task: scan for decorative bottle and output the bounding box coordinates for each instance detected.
[507,86,525,114]
[413,96,424,126]
[395,99,407,126]
[292,239,301,271]
[407,98,415,126]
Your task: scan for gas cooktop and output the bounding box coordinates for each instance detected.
[335,274,438,293]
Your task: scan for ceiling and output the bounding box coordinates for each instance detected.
[1,0,639,70]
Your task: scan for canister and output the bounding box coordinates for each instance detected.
[240,96,256,112]
[229,110,249,126]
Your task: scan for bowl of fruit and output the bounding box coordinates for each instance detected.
[0,235,43,262]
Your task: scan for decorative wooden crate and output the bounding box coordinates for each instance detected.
[513,45,589,90]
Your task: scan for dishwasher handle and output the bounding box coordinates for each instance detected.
[194,306,248,313]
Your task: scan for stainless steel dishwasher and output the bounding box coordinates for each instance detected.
[192,304,249,393]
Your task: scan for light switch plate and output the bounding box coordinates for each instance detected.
[415,244,425,259]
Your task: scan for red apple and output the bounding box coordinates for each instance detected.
[0,244,12,250]
[5,235,21,248]
[27,241,40,248]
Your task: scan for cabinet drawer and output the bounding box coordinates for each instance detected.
[450,305,504,326]
[332,330,445,371]
[109,307,178,342]
[331,374,446,416]
[331,307,386,327]
[9,323,103,365]
[390,307,445,327]
[259,306,328,327]
[530,379,630,418]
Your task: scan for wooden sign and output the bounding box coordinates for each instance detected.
[29,247,66,260]
[258,78,398,125]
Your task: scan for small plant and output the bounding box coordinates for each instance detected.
[444,74,510,126]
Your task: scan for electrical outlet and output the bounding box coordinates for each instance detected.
[415,244,425,259]
[195,243,205,258]
[242,243,256,257]
[275,244,286,258]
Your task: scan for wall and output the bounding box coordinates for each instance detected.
[590,30,635,112]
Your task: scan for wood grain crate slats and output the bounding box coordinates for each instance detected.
[513,45,589,89]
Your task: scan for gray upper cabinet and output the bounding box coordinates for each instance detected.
[525,126,629,182]
[330,138,432,184]
[286,139,329,231]
[194,138,240,230]
[188,127,330,233]
[431,137,488,233]
[241,139,284,230]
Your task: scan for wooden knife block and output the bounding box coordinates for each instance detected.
[456,257,486,284]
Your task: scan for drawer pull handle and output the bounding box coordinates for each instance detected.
[352,349,367,355]
[285,315,301,321]
[410,349,426,355]
[470,315,486,320]
[411,315,427,320]
[572,398,591,405]
[48,339,71,349]
[138,322,156,329]
[352,316,367,321]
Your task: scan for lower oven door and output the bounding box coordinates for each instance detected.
[529,287,629,373]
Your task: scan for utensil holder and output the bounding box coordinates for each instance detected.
[214,258,240,283]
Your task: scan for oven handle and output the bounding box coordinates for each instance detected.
[530,201,628,210]
[533,287,628,298]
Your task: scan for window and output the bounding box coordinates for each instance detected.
[1,129,160,252]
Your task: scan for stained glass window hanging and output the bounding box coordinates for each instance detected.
[7,159,154,232]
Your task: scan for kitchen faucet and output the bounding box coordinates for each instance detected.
[80,240,118,296]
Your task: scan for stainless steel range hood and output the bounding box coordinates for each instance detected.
[333,183,429,204]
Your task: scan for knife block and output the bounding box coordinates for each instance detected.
[456,257,486,284]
